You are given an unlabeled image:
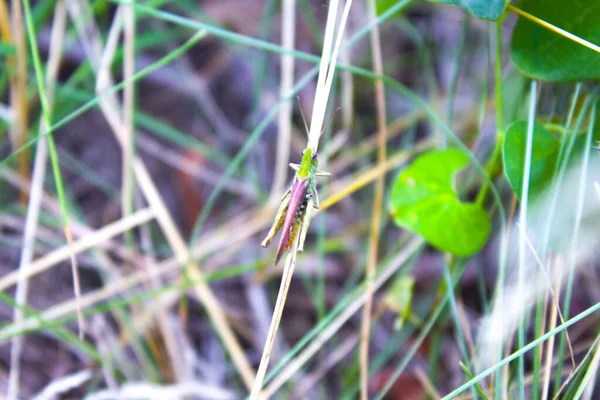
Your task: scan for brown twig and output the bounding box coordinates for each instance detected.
[5,0,30,203]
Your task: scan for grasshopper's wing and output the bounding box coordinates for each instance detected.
[261,189,291,248]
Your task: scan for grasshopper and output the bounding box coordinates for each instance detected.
[262,147,330,264]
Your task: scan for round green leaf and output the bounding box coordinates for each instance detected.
[389,149,491,257]
[432,0,506,21]
[511,0,600,82]
[502,121,560,199]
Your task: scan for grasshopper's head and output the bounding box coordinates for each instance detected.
[298,147,318,179]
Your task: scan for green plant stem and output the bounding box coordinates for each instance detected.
[445,10,470,129]
[441,256,476,388]
[571,337,600,399]
[516,80,539,400]
[1,29,208,167]
[374,260,470,400]
[460,362,490,400]
[531,294,545,400]
[491,17,506,400]
[442,299,600,400]
[22,0,86,335]
[476,19,504,207]
[475,134,504,206]
[0,261,259,342]
[423,255,479,400]
[554,98,597,394]
[494,21,504,135]
[538,85,581,398]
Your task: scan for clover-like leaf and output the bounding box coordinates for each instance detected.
[502,121,560,200]
[511,0,600,82]
[389,149,491,257]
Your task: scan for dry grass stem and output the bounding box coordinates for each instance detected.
[542,277,561,400]
[122,1,135,224]
[108,2,190,381]
[4,2,599,398]
[249,243,299,399]
[136,135,256,198]
[7,3,67,398]
[67,0,255,384]
[0,148,419,343]
[359,0,388,398]
[0,208,155,294]
[250,1,354,396]
[9,0,30,203]
[0,0,11,42]
[553,335,600,399]
[22,0,85,339]
[581,339,600,400]
[307,0,353,151]
[523,234,575,367]
[262,237,423,398]
[269,0,296,203]
[32,370,93,400]
[85,381,236,400]
[340,28,354,136]
[295,334,359,397]
[0,137,424,325]
[415,367,443,399]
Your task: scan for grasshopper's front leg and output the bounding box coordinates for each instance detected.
[297,198,315,252]
[292,164,330,177]
[261,189,291,248]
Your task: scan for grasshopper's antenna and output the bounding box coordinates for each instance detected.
[321,106,341,136]
[297,96,311,137]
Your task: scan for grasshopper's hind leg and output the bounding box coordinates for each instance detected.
[261,189,291,248]
[310,184,320,209]
[297,198,314,252]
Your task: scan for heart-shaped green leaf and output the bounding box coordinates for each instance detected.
[432,0,506,21]
[389,149,491,257]
[511,0,600,82]
[502,121,560,200]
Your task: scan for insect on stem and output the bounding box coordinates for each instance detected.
[262,146,330,264]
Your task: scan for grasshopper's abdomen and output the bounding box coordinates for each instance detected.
[275,177,310,264]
